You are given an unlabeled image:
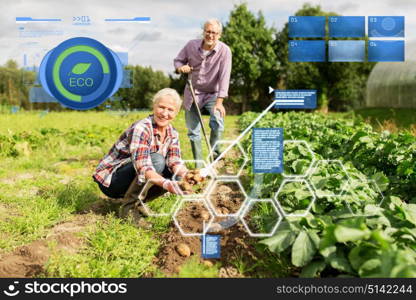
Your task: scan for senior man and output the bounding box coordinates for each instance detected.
[174,19,232,165]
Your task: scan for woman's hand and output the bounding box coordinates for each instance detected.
[162,179,185,195]
[174,165,189,179]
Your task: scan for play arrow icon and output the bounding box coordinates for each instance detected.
[269,86,274,94]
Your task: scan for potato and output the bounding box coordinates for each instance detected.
[221,207,229,215]
[193,174,202,182]
[185,173,194,180]
[191,210,200,218]
[203,260,213,267]
[179,181,192,191]
[176,243,191,257]
[200,211,210,221]
[188,179,196,185]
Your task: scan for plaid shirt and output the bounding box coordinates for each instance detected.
[93,115,183,187]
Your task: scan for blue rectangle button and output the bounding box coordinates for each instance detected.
[368,16,404,37]
[368,40,404,62]
[289,16,326,38]
[328,40,365,62]
[329,16,365,37]
[274,90,317,109]
[289,40,326,62]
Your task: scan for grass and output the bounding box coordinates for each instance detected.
[0,107,411,277]
[0,109,240,277]
[45,215,160,277]
[354,108,416,130]
[0,110,240,161]
[0,171,100,251]
[155,256,220,278]
[329,108,416,135]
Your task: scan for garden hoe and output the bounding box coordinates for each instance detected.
[186,71,214,164]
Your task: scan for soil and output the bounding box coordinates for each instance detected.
[212,148,242,176]
[175,201,211,234]
[0,214,98,278]
[155,184,259,277]
[0,181,261,278]
[213,159,239,176]
[209,182,246,215]
[0,173,34,185]
[155,219,258,277]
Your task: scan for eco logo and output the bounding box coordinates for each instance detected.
[39,37,123,110]
[3,281,20,297]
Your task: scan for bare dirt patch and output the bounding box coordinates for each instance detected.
[0,214,99,278]
[0,173,34,185]
[209,182,246,215]
[154,183,258,277]
[155,220,257,277]
[175,201,211,234]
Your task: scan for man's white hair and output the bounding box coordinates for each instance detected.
[152,88,182,111]
[203,18,223,34]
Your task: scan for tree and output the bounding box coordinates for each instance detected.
[222,3,278,112]
[4,59,18,69]
[274,3,375,111]
[0,61,35,109]
[111,65,171,110]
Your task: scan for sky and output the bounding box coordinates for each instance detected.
[0,0,414,73]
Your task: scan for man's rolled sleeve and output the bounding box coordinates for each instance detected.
[174,42,189,70]
[217,47,232,99]
[130,125,156,183]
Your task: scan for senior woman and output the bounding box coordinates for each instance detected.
[93,88,188,218]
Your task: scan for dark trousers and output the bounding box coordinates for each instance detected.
[95,153,173,199]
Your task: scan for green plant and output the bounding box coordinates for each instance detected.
[238,111,416,277]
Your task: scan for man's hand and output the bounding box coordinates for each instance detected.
[177,65,192,74]
[213,98,226,118]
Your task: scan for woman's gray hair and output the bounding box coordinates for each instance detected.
[152,88,182,111]
[203,18,223,35]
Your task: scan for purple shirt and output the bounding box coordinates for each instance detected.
[174,39,232,110]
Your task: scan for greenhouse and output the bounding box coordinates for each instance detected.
[366,42,416,108]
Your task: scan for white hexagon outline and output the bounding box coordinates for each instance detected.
[369,178,385,206]
[307,159,352,198]
[206,178,249,217]
[137,180,182,217]
[344,178,385,216]
[273,178,317,217]
[172,159,215,199]
[240,198,282,237]
[172,198,214,237]
[282,140,315,178]
[206,140,248,178]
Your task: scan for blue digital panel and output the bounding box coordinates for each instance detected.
[252,128,283,173]
[329,16,365,37]
[368,16,404,37]
[201,235,221,259]
[104,17,151,22]
[29,87,58,103]
[120,69,132,88]
[368,40,404,62]
[328,40,365,62]
[274,90,317,109]
[288,16,326,38]
[115,52,128,66]
[289,40,326,62]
